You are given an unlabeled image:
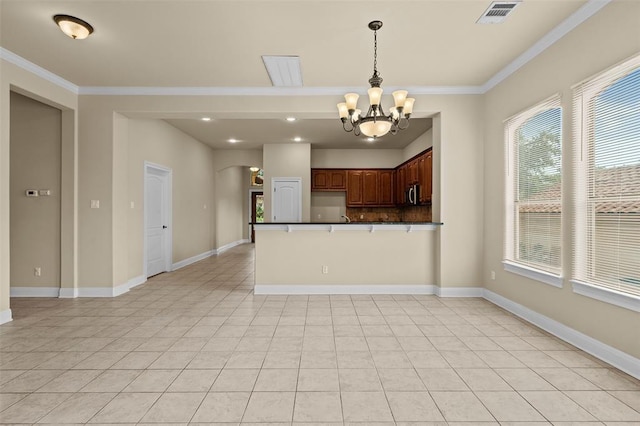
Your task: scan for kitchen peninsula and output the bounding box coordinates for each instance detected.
[253,222,442,294]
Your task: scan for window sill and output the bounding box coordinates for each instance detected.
[571,280,640,313]
[502,260,563,288]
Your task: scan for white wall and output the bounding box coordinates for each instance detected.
[483,1,640,358]
[10,92,61,288]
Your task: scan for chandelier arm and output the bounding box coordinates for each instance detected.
[342,120,355,132]
[397,117,411,131]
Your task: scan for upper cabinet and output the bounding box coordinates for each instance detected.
[312,147,431,206]
[346,169,394,207]
[312,169,346,191]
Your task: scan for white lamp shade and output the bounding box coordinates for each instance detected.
[359,120,392,137]
[403,98,415,115]
[392,90,408,108]
[344,93,359,110]
[54,15,93,39]
[337,103,349,119]
[367,87,383,106]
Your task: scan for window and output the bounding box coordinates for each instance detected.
[573,55,640,305]
[504,96,562,285]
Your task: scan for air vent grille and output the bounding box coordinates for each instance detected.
[477,1,521,24]
[262,56,303,87]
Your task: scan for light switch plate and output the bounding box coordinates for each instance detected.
[91,200,100,209]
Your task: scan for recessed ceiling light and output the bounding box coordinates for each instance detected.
[228,138,238,143]
[367,137,375,142]
[286,117,297,122]
[294,137,302,142]
[201,117,212,122]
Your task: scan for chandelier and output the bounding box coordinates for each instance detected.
[337,21,414,138]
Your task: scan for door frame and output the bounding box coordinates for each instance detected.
[143,161,173,278]
[248,189,263,243]
[271,177,302,222]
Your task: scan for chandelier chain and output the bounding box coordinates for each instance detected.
[373,29,378,76]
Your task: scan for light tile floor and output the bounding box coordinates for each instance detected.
[1,244,639,425]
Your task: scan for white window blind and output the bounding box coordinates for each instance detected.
[573,54,640,298]
[505,95,563,275]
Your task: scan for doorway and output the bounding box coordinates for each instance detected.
[250,191,264,242]
[144,162,172,278]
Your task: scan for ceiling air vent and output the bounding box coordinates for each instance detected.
[476,1,521,24]
[262,55,303,87]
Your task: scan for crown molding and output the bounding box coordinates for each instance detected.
[1,0,611,97]
[0,47,79,94]
[481,0,611,92]
[78,85,484,96]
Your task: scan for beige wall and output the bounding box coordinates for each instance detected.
[311,149,402,169]
[9,92,61,288]
[256,229,435,285]
[483,1,640,357]
[1,59,78,314]
[216,166,245,248]
[310,192,347,223]
[127,118,217,280]
[263,143,311,222]
[403,128,433,161]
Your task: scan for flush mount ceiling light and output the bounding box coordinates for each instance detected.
[53,14,94,39]
[337,21,414,139]
[228,138,238,143]
[201,117,212,122]
[293,137,302,142]
[249,166,260,172]
[285,117,297,122]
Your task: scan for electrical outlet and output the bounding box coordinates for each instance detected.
[491,270,496,280]
[91,200,100,209]
[322,265,329,274]
[130,201,135,209]
[34,267,41,277]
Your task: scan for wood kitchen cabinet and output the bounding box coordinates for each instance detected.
[395,147,432,205]
[346,169,394,207]
[346,170,364,205]
[378,170,394,206]
[311,169,346,191]
[363,171,379,205]
[396,166,406,205]
[419,150,432,202]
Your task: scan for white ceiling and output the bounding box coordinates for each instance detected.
[0,0,592,149]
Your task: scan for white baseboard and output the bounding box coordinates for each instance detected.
[172,249,215,270]
[483,289,640,380]
[128,275,146,289]
[255,284,437,295]
[436,286,484,297]
[58,287,78,298]
[217,239,250,255]
[72,282,130,298]
[0,309,12,325]
[10,287,60,297]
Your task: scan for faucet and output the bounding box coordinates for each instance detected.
[341,214,351,223]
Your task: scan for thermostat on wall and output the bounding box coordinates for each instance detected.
[25,189,39,197]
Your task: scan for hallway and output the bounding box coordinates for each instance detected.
[1,244,639,424]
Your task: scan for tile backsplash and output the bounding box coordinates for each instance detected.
[346,205,431,223]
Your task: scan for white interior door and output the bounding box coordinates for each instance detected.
[145,164,172,277]
[272,178,302,222]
